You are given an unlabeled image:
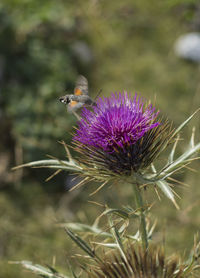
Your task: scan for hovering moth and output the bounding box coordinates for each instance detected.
[59,75,96,112]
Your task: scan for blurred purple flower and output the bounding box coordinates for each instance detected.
[73,92,171,178]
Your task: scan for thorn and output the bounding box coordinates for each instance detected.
[69,177,91,192]
[167,176,189,187]
[46,154,58,160]
[45,169,62,182]
[60,140,73,161]
[154,185,161,201]
[89,180,108,196]
[87,200,105,207]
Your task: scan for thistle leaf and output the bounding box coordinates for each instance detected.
[151,163,157,174]
[188,127,195,150]
[170,109,199,140]
[91,242,118,248]
[60,223,111,238]
[12,159,82,172]
[156,180,179,209]
[155,142,200,181]
[168,135,179,164]
[108,216,127,262]
[102,208,130,219]
[65,228,99,260]
[11,261,69,278]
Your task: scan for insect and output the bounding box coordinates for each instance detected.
[59,75,96,112]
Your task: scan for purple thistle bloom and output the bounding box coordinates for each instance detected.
[74,92,160,152]
[73,92,171,178]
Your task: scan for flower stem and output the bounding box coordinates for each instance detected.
[132,183,148,250]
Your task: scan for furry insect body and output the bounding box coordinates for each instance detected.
[59,94,95,106]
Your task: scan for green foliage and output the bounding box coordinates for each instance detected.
[0,0,94,163]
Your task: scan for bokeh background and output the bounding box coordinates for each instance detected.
[0,0,200,277]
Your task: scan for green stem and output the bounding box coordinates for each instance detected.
[132,183,148,250]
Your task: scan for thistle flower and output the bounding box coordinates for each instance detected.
[88,244,185,278]
[13,93,200,207]
[73,92,172,181]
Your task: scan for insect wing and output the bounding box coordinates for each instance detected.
[74,75,88,96]
[67,100,84,112]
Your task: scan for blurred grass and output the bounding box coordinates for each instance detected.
[0,0,200,277]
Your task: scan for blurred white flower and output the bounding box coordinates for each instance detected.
[174,32,200,62]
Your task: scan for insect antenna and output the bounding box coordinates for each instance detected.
[94,89,102,101]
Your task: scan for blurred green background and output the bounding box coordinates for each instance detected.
[0,0,200,277]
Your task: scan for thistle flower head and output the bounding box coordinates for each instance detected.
[74,93,159,152]
[88,244,185,278]
[73,92,172,180]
